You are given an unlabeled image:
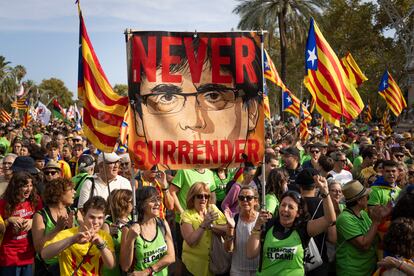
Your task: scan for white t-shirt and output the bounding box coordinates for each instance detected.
[328,170,353,186]
[77,174,132,208]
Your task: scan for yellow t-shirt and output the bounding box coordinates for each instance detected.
[44,227,114,276]
[180,204,226,276]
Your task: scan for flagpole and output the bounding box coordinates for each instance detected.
[260,30,266,210]
[129,159,138,223]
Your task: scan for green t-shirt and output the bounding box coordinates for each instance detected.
[336,209,377,276]
[172,169,216,222]
[103,220,122,276]
[300,151,311,165]
[134,222,168,276]
[34,133,43,145]
[0,137,10,154]
[258,226,305,276]
[368,185,401,206]
[265,194,279,216]
[213,169,235,202]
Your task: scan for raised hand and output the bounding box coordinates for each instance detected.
[128,223,141,240]
[224,208,235,228]
[254,210,271,230]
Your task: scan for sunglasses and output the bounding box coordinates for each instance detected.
[310,150,320,154]
[408,171,414,176]
[395,154,404,158]
[195,194,210,200]
[73,139,81,142]
[238,195,255,202]
[44,171,58,176]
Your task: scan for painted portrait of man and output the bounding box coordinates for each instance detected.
[126,31,264,169]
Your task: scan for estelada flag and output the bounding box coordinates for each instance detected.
[282,89,311,124]
[126,31,265,170]
[77,3,128,152]
[378,70,407,117]
[304,19,364,126]
[340,52,368,88]
[0,109,11,123]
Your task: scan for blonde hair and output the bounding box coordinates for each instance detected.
[186,182,210,210]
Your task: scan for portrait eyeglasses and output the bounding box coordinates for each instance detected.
[141,89,240,115]
[238,195,255,202]
[195,194,210,200]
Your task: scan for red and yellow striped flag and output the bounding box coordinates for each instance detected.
[0,109,11,123]
[11,97,29,110]
[304,19,364,126]
[340,53,368,88]
[264,49,287,90]
[77,3,128,152]
[299,104,310,141]
[380,109,392,135]
[378,70,407,117]
[282,89,312,124]
[363,103,372,123]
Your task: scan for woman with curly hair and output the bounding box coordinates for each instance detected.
[376,217,414,275]
[102,189,133,276]
[0,171,42,275]
[265,168,288,216]
[120,186,175,275]
[31,178,76,276]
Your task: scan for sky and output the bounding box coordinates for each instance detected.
[0,0,241,98]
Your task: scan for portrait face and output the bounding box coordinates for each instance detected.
[19,179,33,201]
[135,62,258,162]
[84,208,105,231]
[278,196,300,228]
[238,188,257,212]
[44,169,60,181]
[383,166,398,184]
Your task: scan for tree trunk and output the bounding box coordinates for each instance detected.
[278,7,288,120]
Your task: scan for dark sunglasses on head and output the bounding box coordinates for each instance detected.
[284,190,302,201]
[238,195,255,202]
[195,194,210,200]
[44,171,58,176]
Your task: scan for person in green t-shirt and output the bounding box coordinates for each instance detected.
[336,180,388,276]
[212,167,235,210]
[264,168,288,216]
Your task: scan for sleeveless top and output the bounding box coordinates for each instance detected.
[134,222,168,275]
[258,226,305,276]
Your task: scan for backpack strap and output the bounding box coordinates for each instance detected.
[74,173,90,192]
[88,177,96,200]
[155,217,166,241]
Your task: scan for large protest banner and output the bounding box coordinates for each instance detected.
[125,31,265,170]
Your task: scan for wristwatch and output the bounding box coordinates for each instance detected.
[321,192,330,198]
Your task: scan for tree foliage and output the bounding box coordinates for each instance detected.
[38,78,74,107]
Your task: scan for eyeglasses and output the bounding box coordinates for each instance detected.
[195,194,210,200]
[310,150,320,154]
[105,161,120,166]
[141,89,240,115]
[395,154,404,158]
[44,171,58,176]
[329,189,342,194]
[148,196,161,203]
[238,195,255,202]
[120,162,130,167]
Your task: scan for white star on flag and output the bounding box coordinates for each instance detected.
[287,96,292,103]
[307,47,317,67]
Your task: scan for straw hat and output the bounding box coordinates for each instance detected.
[342,180,370,203]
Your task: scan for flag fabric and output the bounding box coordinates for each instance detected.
[299,103,310,141]
[52,99,65,120]
[119,106,130,146]
[22,109,32,128]
[264,49,287,90]
[304,18,364,126]
[363,103,372,123]
[263,82,271,119]
[35,102,52,125]
[11,97,29,110]
[74,104,82,131]
[381,109,392,135]
[378,70,407,117]
[0,109,11,123]
[77,4,128,152]
[340,53,368,88]
[282,89,312,124]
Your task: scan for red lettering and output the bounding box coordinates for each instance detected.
[247,139,260,162]
[133,141,147,166]
[220,140,233,163]
[211,38,232,83]
[132,36,156,83]
[192,140,204,164]
[205,140,219,164]
[184,37,208,83]
[177,140,191,164]
[234,139,246,162]
[162,36,182,83]
[163,140,176,165]
[235,37,257,84]
[147,141,161,165]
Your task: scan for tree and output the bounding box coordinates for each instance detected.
[38,78,74,107]
[113,84,128,97]
[233,0,327,82]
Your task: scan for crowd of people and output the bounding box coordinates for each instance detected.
[0,119,413,276]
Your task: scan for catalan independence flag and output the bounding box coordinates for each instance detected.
[263,82,271,119]
[340,53,368,88]
[299,103,310,141]
[77,3,128,152]
[363,103,372,123]
[380,109,392,135]
[282,90,311,124]
[304,19,364,126]
[0,109,11,123]
[378,70,407,117]
[11,97,29,110]
[264,49,287,90]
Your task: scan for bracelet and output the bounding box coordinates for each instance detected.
[321,192,330,198]
[398,260,404,270]
[96,241,107,250]
[162,186,169,191]
[251,229,261,235]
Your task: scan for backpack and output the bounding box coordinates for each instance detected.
[71,173,95,209]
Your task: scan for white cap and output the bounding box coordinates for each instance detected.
[119,153,130,163]
[97,152,120,164]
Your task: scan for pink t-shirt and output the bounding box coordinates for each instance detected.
[0,197,42,266]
